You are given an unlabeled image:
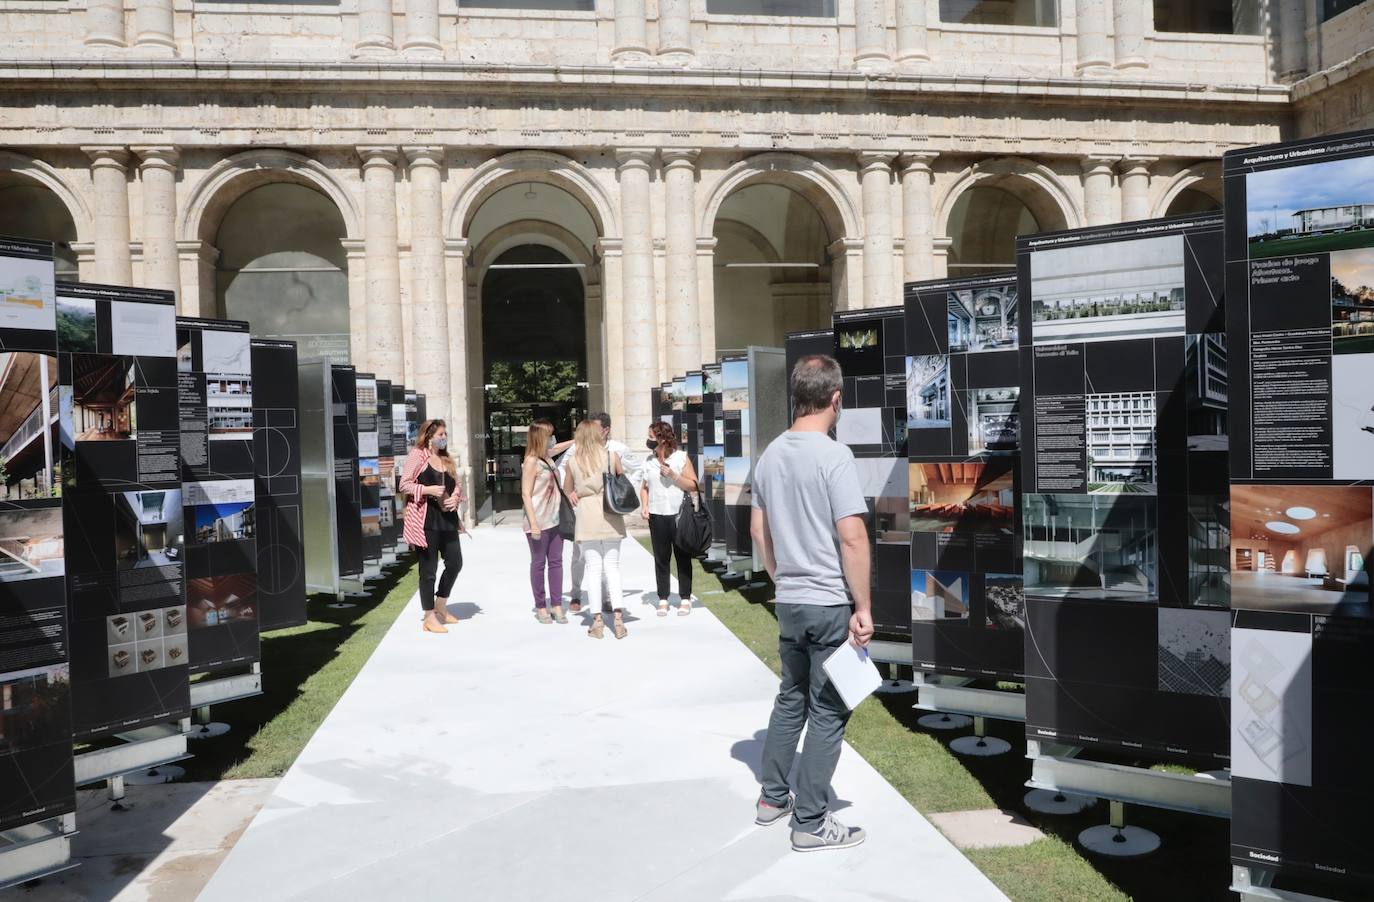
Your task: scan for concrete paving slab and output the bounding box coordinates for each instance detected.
[198,526,1009,902]
[928,808,1046,850]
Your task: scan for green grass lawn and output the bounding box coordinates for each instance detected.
[1249,230,1374,258]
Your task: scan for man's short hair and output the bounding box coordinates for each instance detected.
[791,355,843,419]
[590,411,611,430]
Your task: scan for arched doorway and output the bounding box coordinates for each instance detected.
[214,182,350,363]
[0,181,79,277]
[946,186,1043,275]
[1166,188,1222,217]
[480,243,588,511]
[713,183,833,355]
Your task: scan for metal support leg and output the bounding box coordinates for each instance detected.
[108,774,128,812]
[187,704,230,741]
[950,715,1012,757]
[1078,799,1161,857]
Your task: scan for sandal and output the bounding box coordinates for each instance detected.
[587,618,605,640]
[537,609,553,624]
[552,605,568,624]
[657,602,669,617]
[613,614,628,640]
[678,598,692,616]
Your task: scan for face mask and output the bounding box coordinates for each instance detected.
[646,439,658,451]
[431,437,448,451]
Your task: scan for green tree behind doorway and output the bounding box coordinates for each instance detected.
[488,360,581,404]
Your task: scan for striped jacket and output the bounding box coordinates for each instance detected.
[398,447,464,549]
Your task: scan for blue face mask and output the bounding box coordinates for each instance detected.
[431,436,448,451]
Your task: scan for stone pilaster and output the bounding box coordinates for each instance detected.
[1075,0,1113,75]
[132,146,180,296]
[696,236,717,365]
[402,0,442,57]
[896,0,929,65]
[358,146,405,380]
[1278,0,1308,81]
[598,237,627,434]
[82,146,133,285]
[616,149,657,442]
[443,237,474,516]
[829,237,865,312]
[657,0,693,62]
[1119,157,1156,222]
[932,237,952,279]
[1113,0,1147,72]
[858,151,896,308]
[404,146,451,416]
[1081,154,1119,226]
[899,151,937,285]
[342,238,369,368]
[662,148,701,376]
[854,0,891,72]
[355,0,396,56]
[612,0,650,62]
[85,0,126,49]
[132,0,176,56]
[176,239,217,318]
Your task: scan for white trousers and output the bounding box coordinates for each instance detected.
[578,539,623,617]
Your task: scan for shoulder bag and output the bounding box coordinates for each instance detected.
[674,487,713,558]
[550,461,577,540]
[603,452,640,515]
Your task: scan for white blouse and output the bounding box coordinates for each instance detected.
[642,449,688,516]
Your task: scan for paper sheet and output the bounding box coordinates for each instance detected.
[822,641,883,710]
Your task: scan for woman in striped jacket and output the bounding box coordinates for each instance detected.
[399,418,466,634]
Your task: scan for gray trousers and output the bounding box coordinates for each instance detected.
[759,602,852,832]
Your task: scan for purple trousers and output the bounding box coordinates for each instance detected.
[526,529,564,609]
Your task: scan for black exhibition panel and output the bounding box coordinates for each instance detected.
[1016,213,1230,765]
[250,338,306,631]
[0,237,74,832]
[176,316,260,674]
[390,383,408,549]
[330,365,364,583]
[681,370,704,462]
[56,281,190,738]
[376,379,399,556]
[354,373,383,574]
[906,272,1025,680]
[783,328,833,421]
[1224,127,1374,894]
[719,355,752,556]
[699,365,725,538]
[415,393,427,424]
[831,306,910,639]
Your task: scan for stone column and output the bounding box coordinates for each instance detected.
[177,240,218,317]
[132,0,176,55]
[1075,0,1113,75]
[355,0,396,56]
[658,0,692,62]
[132,146,180,295]
[854,0,891,71]
[662,149,701,376]
[899,151,937,285]
[402,0,442,57]
[612,0,650,62]
[405,146,451,415]
[829,237,865,311]
[1119,157,1155,222]
[599,238,626,433]
[82,146,133,285]
[342,239,369,368]
[1278,0,1308,81]
[696,237,717,365]
[85,0,126,48]
[1113,0,1147,72]
[1081,155,1119,226]
[895,0,929,65]
[858,151,896,308]
[932,237,951,279]
[443,238,474,515]
[616,149,657,442]
[358,146,405,381]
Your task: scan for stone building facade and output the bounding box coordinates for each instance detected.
[0,0,1370,509]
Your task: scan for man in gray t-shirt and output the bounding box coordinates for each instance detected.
[749,354,873,852]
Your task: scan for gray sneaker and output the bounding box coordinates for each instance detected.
[791,813,866,852]
[755,795,794,826]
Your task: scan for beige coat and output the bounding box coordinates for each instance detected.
[568,449,627,542]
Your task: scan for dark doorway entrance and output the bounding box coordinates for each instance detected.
[481,244,588,512]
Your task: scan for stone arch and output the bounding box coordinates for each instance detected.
[935,156,1081,238]
[700,152,860,240]
[0,151,93,243]
[1153,161,1223,218]
[449,150,619,241]
[713,219,784,265]
[467,220,598,295]
[179,149,362,243]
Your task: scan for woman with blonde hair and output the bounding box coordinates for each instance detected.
[562,418,629,639]
[521,418,574,624]
[400,418,465,634]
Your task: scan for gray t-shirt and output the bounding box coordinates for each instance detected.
[751,430,867,606]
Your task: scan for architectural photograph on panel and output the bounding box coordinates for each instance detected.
[0,505,63,581]
[1085,391,1158,493]
[947,285,1017,353]
[1246,152,1374,258]
[1157,607,1231,698]
[967,387,1019,455]
[906,355,951,430]
[909,461,1015,534]
[113,490,184,569]
[911,569,970,622]
[984,574,1026,630]
[69,355,136,442]
[1229,484,1373,618]
[1330,247,1374,354]
[1023,493,1158,601]
[0,351,59,499]
[1029,234,1187,345]
[1185,334,1228,452]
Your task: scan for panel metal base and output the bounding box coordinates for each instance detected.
[917,712,972,731]
[0,814,77,891]
[951,734,1012,757]
[914,673,1026,723]
[1231,865,1342,902]
[190,667,262,709]
[1079,824,1160,857]
[1026,740,1230,819]
[1023,788,1097,815]
[186,722,230,740]
[866,640,911,667]
[122,764,185,785]
[74,720,191,787]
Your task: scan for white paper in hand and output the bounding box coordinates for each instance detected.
[822,641,883,711]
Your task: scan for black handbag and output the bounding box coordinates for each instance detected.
[603,453,640,515]
[551,462,577,541]
[674,488,713,558]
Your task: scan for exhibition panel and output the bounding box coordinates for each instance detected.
[1224,128,1374,894]
[354,373,383,579]
[699,364,725,546]
[783,328,833,421]
[250,339,306,631]
[718,354,752,556]
[56,281,190,738]
[1017,213,1231,764]
[905,273,1025,680]
[0,238,74,832]
[389,383,408,553]
[832,306,910,638]
[176,317,260,674]
[330,366,364,587]
[375,379,399,558]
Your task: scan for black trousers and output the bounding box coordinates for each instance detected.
[648,513,692,601]
[416,530,462,611]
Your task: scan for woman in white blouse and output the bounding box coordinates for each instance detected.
[639,420,700,616]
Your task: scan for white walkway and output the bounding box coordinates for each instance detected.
[199,526,1008,902]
